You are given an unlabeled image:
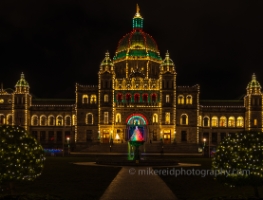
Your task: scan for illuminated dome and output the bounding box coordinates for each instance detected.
[15,72,29,88]
[246,73,261,94]
[113,5,161,61]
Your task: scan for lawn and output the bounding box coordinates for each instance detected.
[156,157,263,200]
[0,156,121,200]
[1,156,263,200]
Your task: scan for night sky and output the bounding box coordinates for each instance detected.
[1,0,263,100]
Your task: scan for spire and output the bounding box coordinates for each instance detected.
[133,4,143,29]
[165,50,170,58]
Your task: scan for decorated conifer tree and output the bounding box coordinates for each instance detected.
[212,131,263,197]
[0,125,45,193]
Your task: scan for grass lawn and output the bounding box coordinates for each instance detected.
[1,156,121,200]
[156,157,263,200]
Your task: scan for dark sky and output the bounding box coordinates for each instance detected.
[1,0,263,99]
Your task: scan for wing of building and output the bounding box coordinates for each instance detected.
[0,6,262,153]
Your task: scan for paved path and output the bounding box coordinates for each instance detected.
[100,167,178,200]
[71,152,202,156]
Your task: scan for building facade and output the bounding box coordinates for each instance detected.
[0,7,262,150]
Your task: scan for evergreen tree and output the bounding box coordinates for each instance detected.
[0,125,45,193]
[212,131,263,197]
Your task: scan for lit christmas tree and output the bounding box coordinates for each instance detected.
[0,125,45,192]
[212,131,263,197]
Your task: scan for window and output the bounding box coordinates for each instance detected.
[72,115,76,125]
[104,112,109,124]
[165,112,170,124]
[40,131,46,142]
[254,119,257,126]
[48,131,54,142]
[90,95,97,104]
[31,115,38,126]
[166,95,170,103]
[203,117,209,127]
[228,116,235,127]
[56,131,62,142]
[151,93,157,103]
[153,113,158,123]
[82,95,88,104]
[211,116,218,127]
[40,115,47,126]
[117,93,122,103]
[143,94,148,103]
[186,95,192,104]
[220,132,226,141]
[65,116,71,126]
[180,114,188,125]
[134,94,140,103]
[181,131,187,142]
[178,95,184,104]
[86,130,92,142]
[237,116,244,127]
[32,131,38,140]
[220,116,227,127]
[104,94,109,102]
[126,93,131,103]
[48,115,55,126]
[56,115,63,126]
[116,113,121,123]
[86,113,93,125]
[212,132,217,144]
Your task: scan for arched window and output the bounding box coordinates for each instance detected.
[165,112,170,124]
[0,114,5,125]
[126,93,131,103]
[90,95,97,104]
[151,93,157,103]
[31,115,38,126]
[86,113,93,125]
[65,115,71,126]
[72,115,77,125]
[48,115,55,126]
[166,95,170,103]
[116,113,121,123]
[134,93,140,103]
[6,114,12,125]
[180,114,188,125]
[211,116,218,127]
[153,113,158,123]
[40,115,47,126]
[56,115,63,126]
[82,95,88,104]
[178,95,184,104]
[186,95,192,104]
[104,94,109,102]
[237,116,244,127]
[220,116,227,127]
[117,93,122,103]
[203,116,209,127]
[228,116,235,127]
[143,94,148,103]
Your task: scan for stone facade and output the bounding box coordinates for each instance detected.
[0,8,262,151]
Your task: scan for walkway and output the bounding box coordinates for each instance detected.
[99,167,178,200]
[71,152,202,156]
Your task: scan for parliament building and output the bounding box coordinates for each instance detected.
[0,6,262,152]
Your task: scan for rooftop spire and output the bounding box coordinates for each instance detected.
[133,4,143,29]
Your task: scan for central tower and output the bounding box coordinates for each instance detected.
[97,4,177,144]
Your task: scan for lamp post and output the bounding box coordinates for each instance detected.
[203,138,206,157]
[66,137,70,155]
